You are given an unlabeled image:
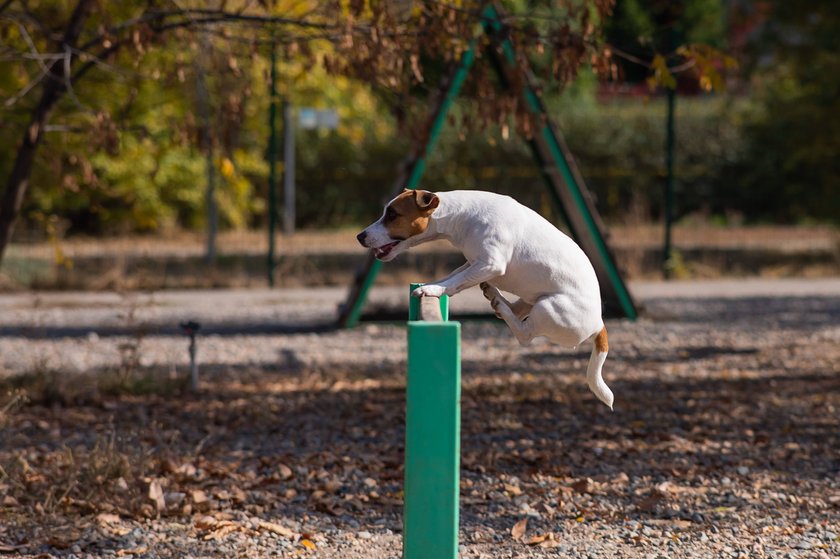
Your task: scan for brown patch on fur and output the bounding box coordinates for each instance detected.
[384,189,439,240]
[594,326,609,353]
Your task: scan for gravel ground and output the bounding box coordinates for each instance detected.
[0,279,838,558]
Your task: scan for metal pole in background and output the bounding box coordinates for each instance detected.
[663,85,676,278]
[196,32,217,264]
[282,100,295,236]
[267,43,278,287]
[663,24,678,279]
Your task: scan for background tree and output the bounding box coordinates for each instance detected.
[725,0,840,222]
[604,0,726,87]
[0,0,617,265]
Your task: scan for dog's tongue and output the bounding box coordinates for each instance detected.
[375,241,399,258]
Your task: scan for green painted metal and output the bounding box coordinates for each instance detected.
[408,283,449,321]
[342,254,382,326]
[404,290,461,559]
[341,4,637,326]
[340,44,477,328]
[535,121,637,319]
[480,5,637,320]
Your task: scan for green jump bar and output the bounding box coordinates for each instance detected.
[404,285,460,559]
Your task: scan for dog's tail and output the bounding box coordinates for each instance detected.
[586,325,614,410]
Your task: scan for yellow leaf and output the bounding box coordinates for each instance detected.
[220,157,235,179]
[300,539,316,550]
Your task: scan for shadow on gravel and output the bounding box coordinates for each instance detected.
[0,321,337,339]
[5,353,836,536]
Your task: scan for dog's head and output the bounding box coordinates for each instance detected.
[356,189,440,261]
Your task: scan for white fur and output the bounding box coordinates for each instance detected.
[360,190,613,409]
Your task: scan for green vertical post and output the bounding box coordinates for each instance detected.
[404,286,460,559]
[266,42,278,287]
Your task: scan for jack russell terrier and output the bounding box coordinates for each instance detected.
[357,189,614,410]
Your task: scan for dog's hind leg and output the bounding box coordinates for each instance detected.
[509,299,534,320]
[480,282,534,320]
[524,295,613,409]
[481,283,536,346]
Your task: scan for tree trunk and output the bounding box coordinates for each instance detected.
[0,0,93,265]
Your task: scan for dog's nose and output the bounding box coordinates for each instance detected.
[356,231,367,246]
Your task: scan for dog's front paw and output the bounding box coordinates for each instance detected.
[412,284,446,298]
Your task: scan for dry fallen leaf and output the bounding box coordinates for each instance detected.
[148,479,165,512]
[526,533,548,545]
[511,518,528,540]
[571,478,592,493]
[300,539,317,550]
[527,532,559,547]
[277,462,294,480]
[231,486,247,503]
[116,547,149,556]
[194,515,218,530]
[190,489,210,511]
[256,519,296,539]
[637,489,668,512]
[203,521,240,540]
[96,512,121,525]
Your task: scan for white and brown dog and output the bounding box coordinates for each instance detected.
[357,189,614,409]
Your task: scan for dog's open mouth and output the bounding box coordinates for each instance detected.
[374,241,400,259]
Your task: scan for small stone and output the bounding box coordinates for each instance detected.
[71,545,82,554]
[358,531,373,540]
[736,466,749,476]
[165,491,186,507]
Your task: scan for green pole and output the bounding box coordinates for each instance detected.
[267,42,278,287]
[404,285,460,559]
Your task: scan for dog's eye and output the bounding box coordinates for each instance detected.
[384,207,398,221]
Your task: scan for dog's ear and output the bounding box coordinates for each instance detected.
[414,190,439,212]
